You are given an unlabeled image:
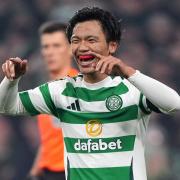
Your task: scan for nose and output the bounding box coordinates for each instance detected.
[78,41,89,52]
[45,47,54,57]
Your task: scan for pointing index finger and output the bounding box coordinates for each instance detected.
[89,51,103,60]
[9,57,22,64]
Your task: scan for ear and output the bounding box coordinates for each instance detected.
[108,42,118,55]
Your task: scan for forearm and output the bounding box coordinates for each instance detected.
[128,71,180,113]
[0,77,26,114]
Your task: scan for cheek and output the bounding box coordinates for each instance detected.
[88,44,98,51]
[90,43,109,55]
[55,47,66,56]
[41,49,48,57]
[71,44,78,55]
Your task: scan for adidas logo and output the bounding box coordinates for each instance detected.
[67,100,81,111]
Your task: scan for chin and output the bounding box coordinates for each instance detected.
[79,67,95,74]
[48,67,61,72]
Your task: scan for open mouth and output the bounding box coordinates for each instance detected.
[78,55,96,67]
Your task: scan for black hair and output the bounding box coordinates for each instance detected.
[66,7,121,44]
[39,21,67,35]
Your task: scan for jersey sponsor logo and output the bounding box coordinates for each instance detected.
[74,139,122,153]
[86,120,102,137]
[106,95,122,111]
[65,136,136,153]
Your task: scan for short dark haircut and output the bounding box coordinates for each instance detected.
[66,7,121,44]
[39,21,67,35]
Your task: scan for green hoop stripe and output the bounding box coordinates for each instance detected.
[39,83,58,117]
[69,166,132,180]
[62,82,129,102]
[19,91,40,115]
[57,105,138,124]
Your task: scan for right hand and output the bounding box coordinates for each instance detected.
[2,57,27,80]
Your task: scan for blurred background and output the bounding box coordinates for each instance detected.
[0,0,179,179]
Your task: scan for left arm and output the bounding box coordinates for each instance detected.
[93,53,180,113]
[127,71,180,113]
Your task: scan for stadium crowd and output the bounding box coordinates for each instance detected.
[0,0,179,179]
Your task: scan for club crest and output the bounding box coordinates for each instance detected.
[106,95,122,111]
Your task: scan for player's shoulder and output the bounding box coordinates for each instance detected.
[119,77,142,101]
[46,73,83,87]
[54,73,83,83]
[122,77,139,91]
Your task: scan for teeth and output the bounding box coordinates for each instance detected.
[80,58,95,66]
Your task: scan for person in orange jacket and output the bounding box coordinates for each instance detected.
[29,22,78,180]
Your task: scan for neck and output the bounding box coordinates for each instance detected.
[49,65,71,80]
[83,72,108,83]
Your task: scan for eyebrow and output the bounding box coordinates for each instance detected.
[71,35,80,40]
[86,35,98,39]
[71,35,98,40]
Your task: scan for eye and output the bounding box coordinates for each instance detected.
[42,45,48,49]
[88,38,96,43]
[71,39,79,44]
[53,43,61,48]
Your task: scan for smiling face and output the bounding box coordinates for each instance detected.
[71,20,117,74]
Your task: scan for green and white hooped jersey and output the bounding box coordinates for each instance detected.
[19,75,152,180]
